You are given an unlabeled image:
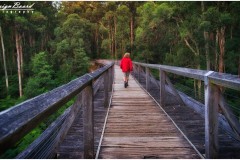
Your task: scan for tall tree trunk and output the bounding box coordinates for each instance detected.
[114,15,117,59]
[108,26,113,59]
[96,27,99,57]
[218,27,225,73]
[15,28,23,97]
[111,26,114,59]
[201,2,210,70]
[108,20,112,59]
[29,33,33,47]
[204,31,210,70]
[20,33,23,79]
[214,32,218,71]
[0,24,9,94]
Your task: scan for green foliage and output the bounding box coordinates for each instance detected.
[30,11,47,32]
[165,47,197,68]
[0,96,16,112]
[115,5,131,55]
[135,2,174,63]
[154,3,173,20]
[53,13,90,84]
[24,52,54,98]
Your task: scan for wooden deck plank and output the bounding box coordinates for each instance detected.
[98,66,200,159]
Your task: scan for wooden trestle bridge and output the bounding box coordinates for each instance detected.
[0,60,240,159]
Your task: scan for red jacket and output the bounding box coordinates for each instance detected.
[120,57,133,72]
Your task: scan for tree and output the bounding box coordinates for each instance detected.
[201,2,232,73]
[116,5,131,58]
[100,2,117,59]
[135,2,158,62]
[53,14,90,83]
[14,15,28,98]
[0,23,9,94]
[201,1,211,70]
[135,2,175,63]
[24,52,54,98]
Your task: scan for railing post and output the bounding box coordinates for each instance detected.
[112,65,114,89]
[104,70,109,107]
[204,74,219,158]
[108,67,112,92]
[138,65,140,81]
[111,65,114,90]
[159,69,166,107]
[146,67,150,91]
[82,82,94,159]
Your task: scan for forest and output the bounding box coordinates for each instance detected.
[0,1,240,112]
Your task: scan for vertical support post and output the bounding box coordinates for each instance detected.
[160,69,166,107]
[138,65,140,81]
[82,83,94,159]
[204,76,219,158]
[104,70,109,107]
[108,67,112,92]
[112,65,114,90]
[146,67,150,91]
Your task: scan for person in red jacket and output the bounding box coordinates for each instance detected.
[120,52,133,88]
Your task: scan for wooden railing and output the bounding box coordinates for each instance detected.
[0,61,114,159]
[133,62,240,159]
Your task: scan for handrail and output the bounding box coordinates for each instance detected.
[133,61,240,159]
[134,62,209,81]
[209,72,240,90]
[0,61,114,158]
[134,62,240,90]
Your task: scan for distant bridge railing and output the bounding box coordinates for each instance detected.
[0,60,114,159]
[133,62,240,159]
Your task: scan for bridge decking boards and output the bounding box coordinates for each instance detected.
[131,68,240,158]
[98,66,200,159]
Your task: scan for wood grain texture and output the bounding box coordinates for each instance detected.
[55,79,110,158]
[131,66,240,159]
[98,66,200,159]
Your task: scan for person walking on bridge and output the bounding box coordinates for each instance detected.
[120,52,133,88]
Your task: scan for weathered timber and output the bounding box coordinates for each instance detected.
[209,72,240,90]
[165,76,185,105]
[0,62,114,155]
[82,85,94,159]
[93,76,103,95]
[134,62,208,81]
[17,92,83,158]
[146,67,150,91]
[98,66,201,159]
[218,92,240,139]
[160,69,166,107]
[131,62,240,158]
[56,76,110,158]
[16,72,109,158]
[104,70,109,108]
[205,78,219,158]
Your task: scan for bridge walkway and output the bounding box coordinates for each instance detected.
[97,66,201,158]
